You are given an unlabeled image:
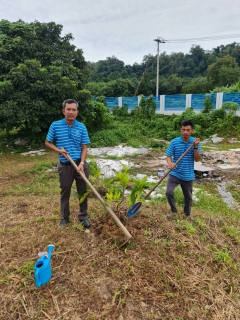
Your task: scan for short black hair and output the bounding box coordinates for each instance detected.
[181,119,194,129]
[62,99,79,109]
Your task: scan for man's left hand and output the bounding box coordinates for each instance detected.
[77,163,85,174]
[194,138,200,148]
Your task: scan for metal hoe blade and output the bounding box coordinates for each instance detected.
[126,202,142,218]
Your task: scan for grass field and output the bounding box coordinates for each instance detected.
[0,147,240,320]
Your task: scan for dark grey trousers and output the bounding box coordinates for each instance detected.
[165,174,193,216]
[58,162,89,220]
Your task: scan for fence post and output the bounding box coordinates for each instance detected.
[216,92,223,109]
[186,94,192,109]
[118,97,122,107]
[155,95,160,112]
[138,95,141,106]
[160,95,165,113]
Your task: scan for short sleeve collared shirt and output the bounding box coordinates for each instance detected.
[46,119,90,163]
[166,136,202,181]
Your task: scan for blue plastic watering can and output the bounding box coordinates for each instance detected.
[34,244,55,287]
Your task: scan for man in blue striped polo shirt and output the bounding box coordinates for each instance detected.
[165,119,201,221]
[45,99,91,228]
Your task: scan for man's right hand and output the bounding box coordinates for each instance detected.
[59,148,69,158]
[168,163,176,169]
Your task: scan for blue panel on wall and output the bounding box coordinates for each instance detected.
[165,95,186,111]
[122,97,138,110]
[191,93,216,110]
[191,94,206,110]
[210,94,217,110]
[223,93,240,110]
[141,96,160,110]
[105,97,119,109]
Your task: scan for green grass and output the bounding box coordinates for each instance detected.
[210,142,240,151]
[226,183,240,203]
[20,161,57,174]
[221,224,240,244]
[1,127,240,319]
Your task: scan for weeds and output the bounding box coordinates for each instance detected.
[15,261,35,279]
[36,216,44,222]
[209,245,233,266]
[226,183,240,203]
[177,220,197,237]
[1,133,240,319]
[221,224,240,243]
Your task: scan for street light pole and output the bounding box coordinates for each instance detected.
[154,37,165,97]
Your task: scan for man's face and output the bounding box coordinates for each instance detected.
[180,125,193,141]
[62,103,78,122]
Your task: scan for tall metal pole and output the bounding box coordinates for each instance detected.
[154,37,165,98]
[156,40,160,97]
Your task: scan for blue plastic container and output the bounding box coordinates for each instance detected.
[34,244,55,287]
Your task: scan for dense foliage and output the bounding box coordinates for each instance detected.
[0,19,91,141]
[1,96,240,153]
[89,97,240,148]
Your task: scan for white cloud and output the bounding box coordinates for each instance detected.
[1,0,240,64]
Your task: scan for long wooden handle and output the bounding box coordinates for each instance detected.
[65,155,132,241]
[144,142,195,199]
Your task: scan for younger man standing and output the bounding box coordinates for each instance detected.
[165,119,201,221]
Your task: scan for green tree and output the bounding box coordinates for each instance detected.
[131,95,156,119]
[104,78,136,97]
[0,59,91,140]
[207,55,240,86]
[167,74,182,94]
[0,20,90,141]
[81,100,113,133]
[182,77,212,94]
[210,82,240,93]
[203,94,213,113]
[189,45,208,75]
[86,81,108,97]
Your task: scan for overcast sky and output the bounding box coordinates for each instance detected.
[1,0,240,65]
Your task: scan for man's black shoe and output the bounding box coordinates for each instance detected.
[79,218,90,228]
[60,218,69,228]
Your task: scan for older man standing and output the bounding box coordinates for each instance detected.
[45,99,91,228]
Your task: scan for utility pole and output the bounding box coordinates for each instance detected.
[154,37,165,97]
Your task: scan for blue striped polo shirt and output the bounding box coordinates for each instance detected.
[165,136,202,181]
[46,119,90,163]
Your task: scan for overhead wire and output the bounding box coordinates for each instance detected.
[134,32,240,96]
[165,33,240,43]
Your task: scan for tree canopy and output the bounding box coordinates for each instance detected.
[0,19,90,141]
[206,55,240,87]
